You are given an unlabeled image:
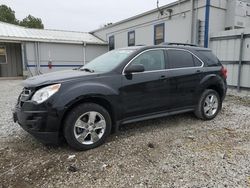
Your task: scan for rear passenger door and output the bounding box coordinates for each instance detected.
[165,49,203,109]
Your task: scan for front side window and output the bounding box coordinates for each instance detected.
[0,46,7,64]
[167,50,195,69]
[128,31,135,46]
[130,50,165,71]
[154,23,165,45]
[109,36,115,51]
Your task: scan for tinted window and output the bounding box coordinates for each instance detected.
[128,31,135,46]
[198,50,220,66]
[131,50,165,71]
[109,36,115,51]
[154,23,165,45]
[167,50,194,69]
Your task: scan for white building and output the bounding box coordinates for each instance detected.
[91,0,250,49]
[0,22,107,77]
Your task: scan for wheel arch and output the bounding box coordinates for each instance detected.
[199,74,226,100]
[60,96,117,134]
[206,84,224,100]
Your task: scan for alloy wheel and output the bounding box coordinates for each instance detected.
[73,111,106,145]
[203,94,219,117]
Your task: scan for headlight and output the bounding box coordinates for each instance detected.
[32,84,61,104]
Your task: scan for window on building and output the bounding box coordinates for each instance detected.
[167,50,195,69]
[0,46,7,64]
[154,23,165,45]
[130,50,165,71]
[128,31,135,46]
[109,36,115,51]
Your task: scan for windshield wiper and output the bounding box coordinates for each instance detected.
[80,68,95,73]
[72,66,81,70]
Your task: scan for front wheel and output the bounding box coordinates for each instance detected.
[64,103,112,151]
[195,89,222,120]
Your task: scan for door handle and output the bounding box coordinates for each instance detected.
[196,70,201,73]
[160,75,166,79]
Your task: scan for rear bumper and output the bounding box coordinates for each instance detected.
[13,104,61,145]
[222,80,228,101]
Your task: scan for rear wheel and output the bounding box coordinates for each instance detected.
[64,103,111,151]
[195,89,221,120]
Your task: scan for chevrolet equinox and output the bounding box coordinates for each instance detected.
[13,44,227,150]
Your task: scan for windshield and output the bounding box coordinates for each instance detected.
[80,49,135,73]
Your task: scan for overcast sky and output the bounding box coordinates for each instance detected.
[1,0,176,32]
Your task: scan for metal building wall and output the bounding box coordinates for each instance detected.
[0,43,23,77]
[93,0,227,48]
[93,0,192,47]
[85,44,108,63]
[24,42,107,76]
[210,29,250,90]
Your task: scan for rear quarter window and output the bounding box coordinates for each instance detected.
[193,56,203,67]
[198,50,220,66]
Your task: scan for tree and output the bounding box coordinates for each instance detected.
[19,15,44,29]
[0,5,44,29]
[0,5,18,24]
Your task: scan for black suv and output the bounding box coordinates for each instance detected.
[13,45,227,150]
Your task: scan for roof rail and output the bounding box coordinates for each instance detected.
[160,42,198,47]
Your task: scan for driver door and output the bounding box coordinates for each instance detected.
[120,49,169,119]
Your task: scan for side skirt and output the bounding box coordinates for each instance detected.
[121,108,194,125]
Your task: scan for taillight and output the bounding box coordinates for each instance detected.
[221,66,227,79]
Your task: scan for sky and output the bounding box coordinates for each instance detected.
[0,0,176,32]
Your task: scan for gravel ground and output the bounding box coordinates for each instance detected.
[0,80,250,188]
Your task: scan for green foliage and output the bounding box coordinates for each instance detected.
[0,4,44,29]
[19,15,44,29]
[0,5,18,24]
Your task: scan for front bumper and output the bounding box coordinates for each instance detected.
[13,102,61,145]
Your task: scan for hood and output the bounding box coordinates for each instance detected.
[22,70,98,88]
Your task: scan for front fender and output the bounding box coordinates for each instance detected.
[55,81,119,108]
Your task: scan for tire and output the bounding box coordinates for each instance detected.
[63,103,112,151]
[194,89,222,120]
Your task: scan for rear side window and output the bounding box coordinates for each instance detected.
[131,50,165,71]
[198,50,220,66]
[167,50,194,69]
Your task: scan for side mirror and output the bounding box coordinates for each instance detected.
[124,64,145,74]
